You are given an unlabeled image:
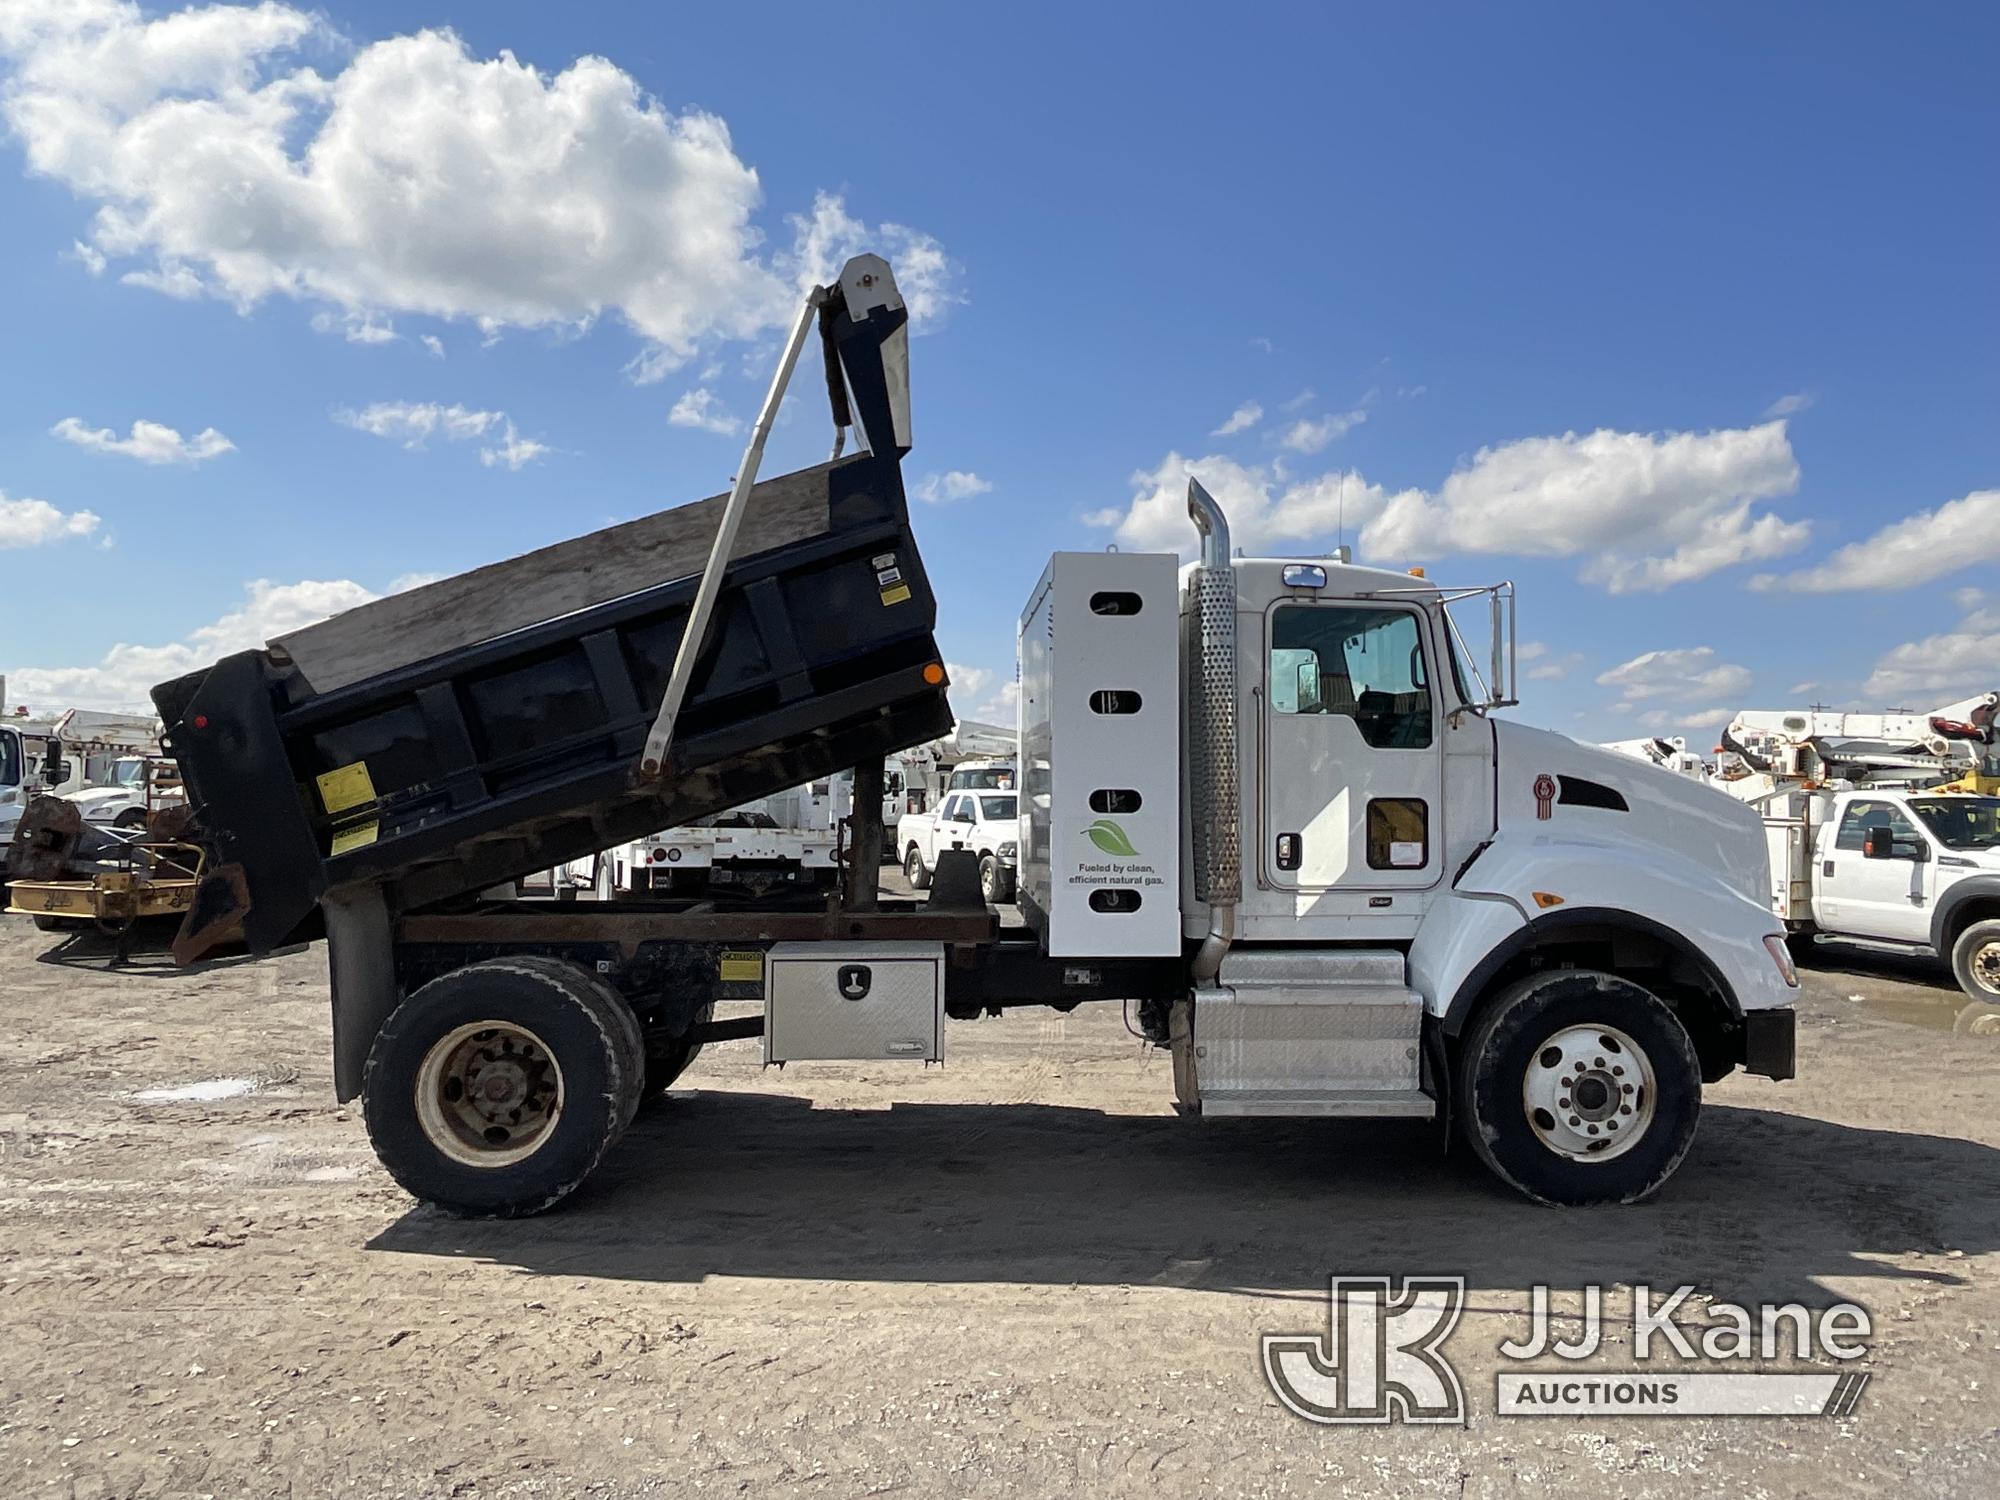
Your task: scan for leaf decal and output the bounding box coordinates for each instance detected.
[1085,819,1138,857]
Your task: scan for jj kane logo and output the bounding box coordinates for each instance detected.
[1264,1279,1871,1424]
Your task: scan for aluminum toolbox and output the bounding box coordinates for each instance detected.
[765,941,944,1063]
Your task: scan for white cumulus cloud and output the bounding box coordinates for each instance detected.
[1097,421,1803,591]
[913,470,992,505]
[1751,489,2000,594]
[1363,422,1804,591]
[2,576,397,711]
[1597,647,1752,707]
[334,401,546,470]
[1211,401,1262,437]
[667,387,741,437]
[1280,409,1365,454]
[51,415,233,464]
[1864,604,2000,703]
[944,662,993,703]
[1638,706,1733,733]
[1099,452,1414,556]
[0,3,953,376]
[0,489,101,548]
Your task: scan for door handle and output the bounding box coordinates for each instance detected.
[1276,832,1302,871]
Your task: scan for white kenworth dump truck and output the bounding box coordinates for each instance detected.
[149,254,1796,1218]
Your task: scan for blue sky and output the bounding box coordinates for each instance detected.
[1,1,1994,749]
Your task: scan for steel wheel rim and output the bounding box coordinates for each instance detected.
[414,1021,565,1168]
[1521,1022,1656,1163]
[1970,942,2000,996]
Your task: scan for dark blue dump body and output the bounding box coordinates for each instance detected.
[154,450,952,956]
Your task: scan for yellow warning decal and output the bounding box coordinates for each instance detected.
[719,950,763,983]
[879,583,912,606]
[316,761,376,815]
[330,820,380,856]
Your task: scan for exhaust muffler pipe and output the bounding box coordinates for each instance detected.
[1185,477,1239,982]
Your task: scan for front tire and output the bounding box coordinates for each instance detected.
[362,957,644,1217]
[978,854,1015,904]
[1949,919,2000,1002]
[1456,970,1701,1207]
[904,845,931,890]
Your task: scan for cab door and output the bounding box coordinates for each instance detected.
[1259,601,1444,892]
[1817,798,1931,941]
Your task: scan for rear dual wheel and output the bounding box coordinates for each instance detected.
[1457,970,1702,1207]
[362,957,645,1217]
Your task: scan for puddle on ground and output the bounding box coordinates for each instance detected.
[133,1077,258,1102]
[1834,990,2000,1039]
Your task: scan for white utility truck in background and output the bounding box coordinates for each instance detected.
[58,753,186,833]
[153,252,1799,1217]
[1713,693,2000,1010]
[619,800,841,899]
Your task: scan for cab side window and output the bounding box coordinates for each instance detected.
[1835,801,1918,851]
[1269,605,1433,749]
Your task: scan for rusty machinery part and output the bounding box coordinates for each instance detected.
[7,795,88,883]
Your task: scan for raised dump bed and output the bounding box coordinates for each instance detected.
[155,261,951,958]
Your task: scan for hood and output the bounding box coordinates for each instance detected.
[60,787,135,813]
[1495,720,1769,904]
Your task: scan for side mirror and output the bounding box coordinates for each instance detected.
[1862,827,1893,859]
[39,753,69,787]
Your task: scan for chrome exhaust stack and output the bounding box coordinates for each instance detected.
[1185,476,1240,983]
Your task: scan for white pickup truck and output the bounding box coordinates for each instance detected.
[897,785,1019,903]
[1759,785,2000,1010]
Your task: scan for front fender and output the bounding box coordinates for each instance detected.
[1416,832,1794,1028]
[1929,873,2000,953]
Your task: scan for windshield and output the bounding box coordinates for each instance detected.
[0,730,19,790]
[977,794,1017,821]
[1907,797,2000,849]
[950,767,1014,790]
[113,759,146,786]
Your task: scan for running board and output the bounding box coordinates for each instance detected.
[1200,1088,1435,1119]
[1182,948,1436,1119]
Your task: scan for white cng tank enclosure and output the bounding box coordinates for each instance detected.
[1017,550,1183,957]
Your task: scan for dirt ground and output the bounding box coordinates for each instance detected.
[1,899,1995,1499]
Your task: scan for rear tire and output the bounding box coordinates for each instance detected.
[1456,970,1701,1207]
[113,809,148,832]
[1949,919,2000,1002]
[362,957,644,1217]
[904,845,931,890]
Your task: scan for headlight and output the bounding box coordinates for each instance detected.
[998,841,1018,861]
[1763,933,1800,988]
